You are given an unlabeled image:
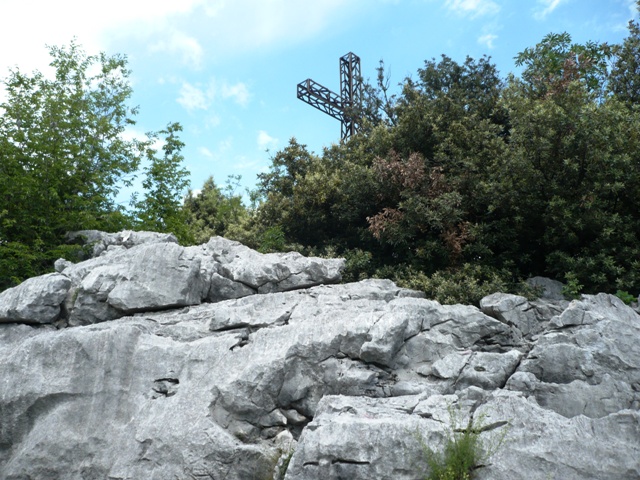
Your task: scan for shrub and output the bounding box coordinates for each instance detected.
[397,264,512,306]
[419,406,509,480]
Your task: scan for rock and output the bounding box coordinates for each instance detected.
[285,390,640,480]
[0,273,71,324]
[67,229,178,258]
[507,293,640,418]
[0,232,638,479]
[526,276,566,300]
[64,242,207,325]
[206,236,344,293]
[480,293,539,337]
[2,232,345,327]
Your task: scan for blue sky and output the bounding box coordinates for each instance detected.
[0,0,637,201]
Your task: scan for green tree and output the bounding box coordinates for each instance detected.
[0,41,145,289]
[132,122,191,243]
[496,29,640,292]
[253,20,640,300]
[0,41,190,290]
[609,14,640,106]
[183,175,248,244]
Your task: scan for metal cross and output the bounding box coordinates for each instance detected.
[297,52,362,141]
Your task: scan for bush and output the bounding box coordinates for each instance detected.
[396,264,513,306]
[419,406,509,480]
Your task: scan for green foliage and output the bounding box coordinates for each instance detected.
[561,272,584,299]
[419,407,508,480]
[132,122,192,243]
[0,41,190,290]
[609,15,640,106]
[397,264,512,306]
[258,226,288,253]
[615,290,636,305]
[251,19,640,299]
[0,41,144,289]
[183,175,248,244]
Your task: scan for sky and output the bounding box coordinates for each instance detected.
[0,0,637,202]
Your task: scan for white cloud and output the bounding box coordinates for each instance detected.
[533,0,567,20]
[445,0,500,17]
[177,82,209,111]
[199,147,214,158]
[195,0,359,57]
[175,78,251,112]
[150,30,203,68]
[0,0,361,87]
[0,1,205,79]
[257,130,279,151]
[222,82,251,107]
[206,115,222,129]
[478,33,498,49]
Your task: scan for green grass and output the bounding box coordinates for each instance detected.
[419,407,509,480]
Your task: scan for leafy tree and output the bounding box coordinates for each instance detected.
[253,17,640,301]
[0,41,190,290]
[183,175,248,244]
[609,14,640,106]
[132,122,191,243]
[500,29,640,292]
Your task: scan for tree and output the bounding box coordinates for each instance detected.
[253,23,640,301]
[609,16,640,106]
[0,41,187,290]
[183,175,248,244]
[132,122,191,243]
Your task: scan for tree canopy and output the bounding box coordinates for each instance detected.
[244,15,640,304]
[0,41,190,290]
[3,12,640,304]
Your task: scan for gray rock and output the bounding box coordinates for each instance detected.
[206,236,344,293]
[0,273,71,324]
[0,235,638,479]
[64,242,206,325]
[285,390,640,480]
[508,293,640,418]
[67,229,178,258]
[526,276,566,300]
[480,292,539,337]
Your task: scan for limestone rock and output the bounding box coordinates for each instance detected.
[206,236,344,293]
[285,390,640,480]
[67,229,178,258]
[0,234,638,479]
[507,293,640,418]
[64,242,206,325]
[526,275,566,300]
[0,273,71,324]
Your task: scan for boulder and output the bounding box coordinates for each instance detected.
[0,273,71,324]
[66,229,178,258]
[63,242,207,325]
[507,293,640,418]
[285,390,639,480]
[205,236,344,293]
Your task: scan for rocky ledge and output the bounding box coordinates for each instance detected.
[0,231,638,480]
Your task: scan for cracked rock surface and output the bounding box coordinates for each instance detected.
[0,232,638,480]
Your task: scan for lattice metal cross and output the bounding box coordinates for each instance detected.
[297,52,362,141]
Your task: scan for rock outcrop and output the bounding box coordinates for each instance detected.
[0,232,638,480]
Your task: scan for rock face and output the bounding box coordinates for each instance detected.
[0,232,638,480]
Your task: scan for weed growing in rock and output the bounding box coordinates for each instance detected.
[275,448,294,479]
[264,443,295,480]
[615,290,636,305]
[419,407,509,480]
